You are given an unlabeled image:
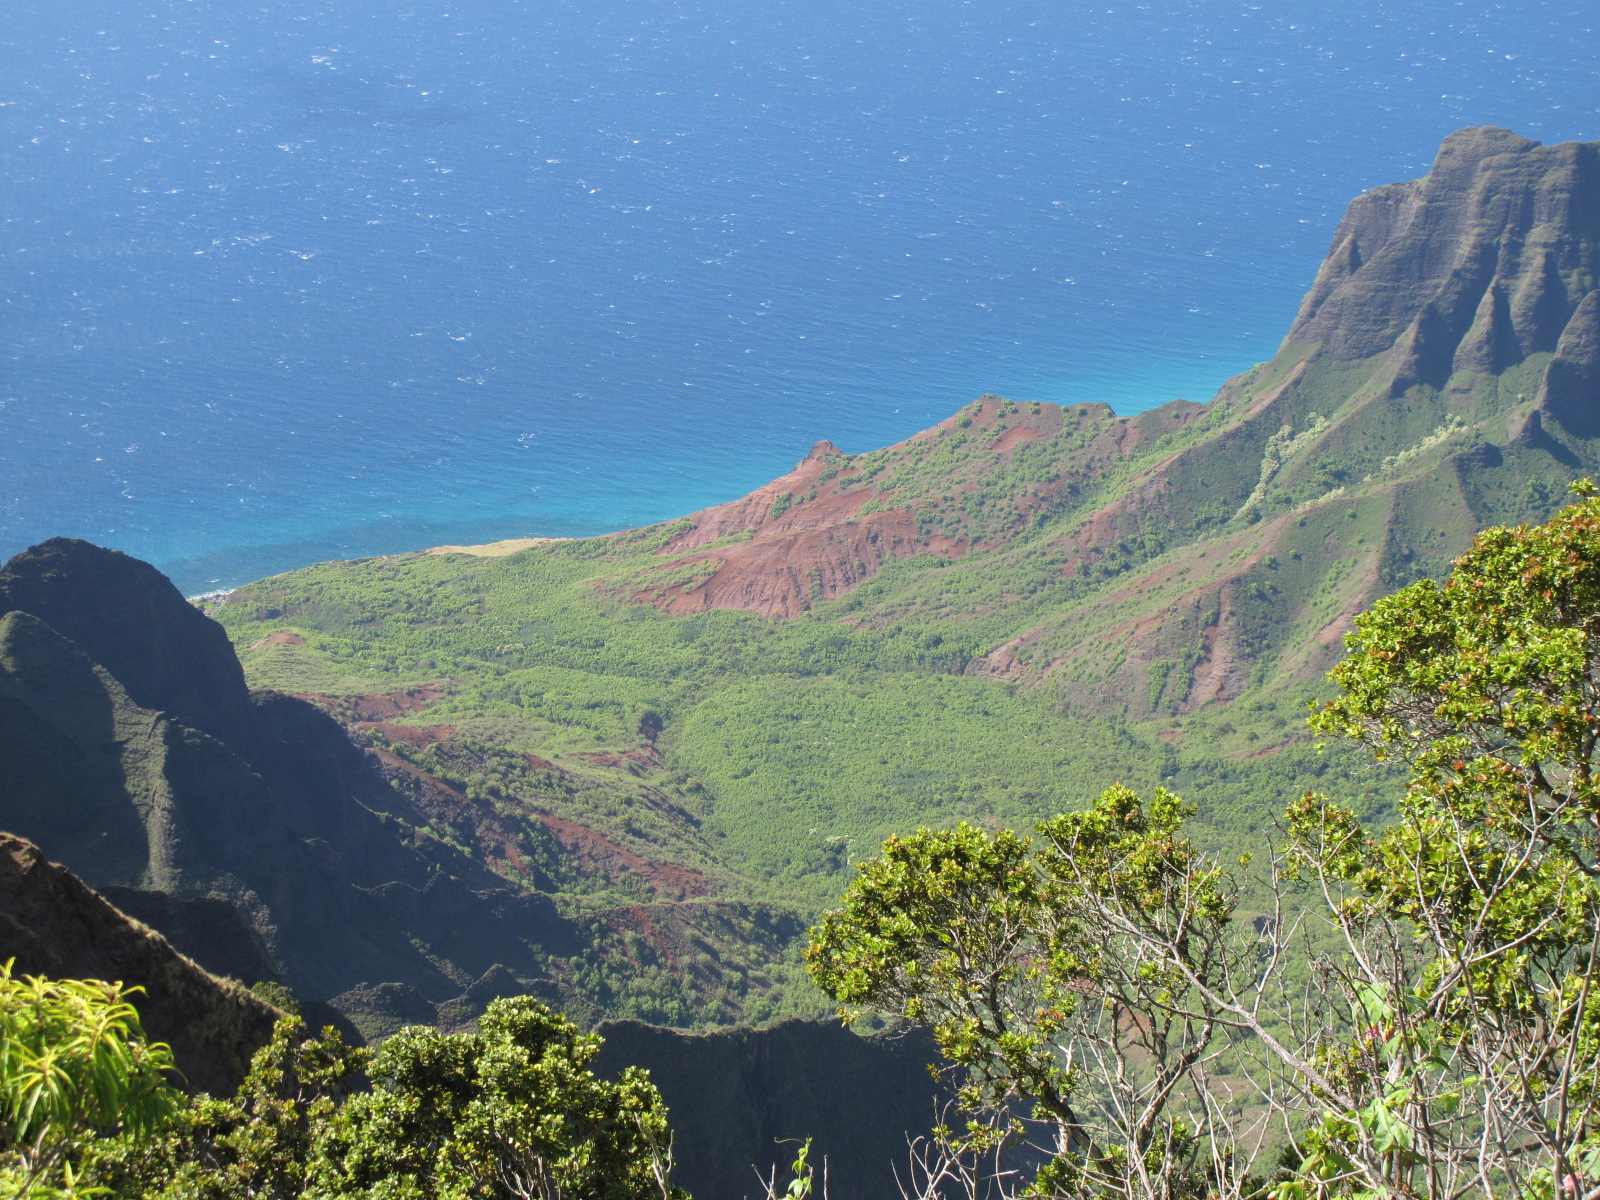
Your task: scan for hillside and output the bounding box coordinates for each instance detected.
[0,832,282,1095]
[0,540,814,1035]
[209,128,1599,951]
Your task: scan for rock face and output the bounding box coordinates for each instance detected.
[0,832,281,1095]
[1540,288,1600,436]
[594,1019,950,1200]
[1287,127,1600,375]
[0,572,479,1004]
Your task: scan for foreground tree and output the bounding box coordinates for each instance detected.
[87,994,682,1200]
[810,486,1600,1200]
[807,787,1276,1200]
[0,962,181,1198]
[311,996,683,1200]
[1286,481,1600,1198]
[95,1013,366,1200]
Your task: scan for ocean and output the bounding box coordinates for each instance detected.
[2,0,1597,593]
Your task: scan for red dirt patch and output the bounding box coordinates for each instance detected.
[994,425,1043,452]
[575,745,663,776]
[967,634,1033,682]
[649,439,847,555]
[538,815,710,901]
[250,630,306,649]
[629,509,963,619]
[294,683,447,723]
[368,748,538,885]
[358,722,456,749]
[367,749,709,901]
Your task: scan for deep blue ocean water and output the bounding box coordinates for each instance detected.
[3,0,1597,593]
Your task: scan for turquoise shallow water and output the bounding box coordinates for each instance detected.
[2,0,1597,592]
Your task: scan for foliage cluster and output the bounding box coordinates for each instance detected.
[4,988,681,1200]
[805,487,1600,1199]
[0,964,179,1199]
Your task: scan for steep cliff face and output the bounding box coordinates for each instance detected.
[1287,127,1599,375]
[0,585,479,1003]
[593,1019,951,1200]
[1540,288,1600,436]
[0,833,281,1096]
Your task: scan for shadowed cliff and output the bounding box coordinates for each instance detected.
[0,832,281,1095]
[595,1019,952,1200]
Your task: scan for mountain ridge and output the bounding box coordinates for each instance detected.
[594,129,1597,651]
[0,831,282,1095]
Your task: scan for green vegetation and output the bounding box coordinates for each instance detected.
[804,487,1600,1198]
[0,963,180,1198]
[313,999,681,1200]
[215,527,1394,1004]
[82,998,679,1200]
[808,788,1258,1200]
[97,1014,363,1200]
[209,275,1594,1028]
[28,484,1600,1198]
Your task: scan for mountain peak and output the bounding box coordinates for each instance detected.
[1431,125,1540,171]
[1286,127,1599,368]
[803,439,843,463]
[0,537,254,743]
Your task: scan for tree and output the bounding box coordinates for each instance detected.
[1286,482,1600,1198]
[807,487,1600,1199]
[807,787,1274,1200]
[0,962,181,1198]
[310,995,683,1200]
[93,1014,367,1200]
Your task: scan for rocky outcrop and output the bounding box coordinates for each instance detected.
[1287,127,1600,373]
[1539,289,1600,437]
[594,1019,950,1200]
[0,833,281,1095]
[614,438,954,618]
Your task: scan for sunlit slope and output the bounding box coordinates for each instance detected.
[217,127,1600,915]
